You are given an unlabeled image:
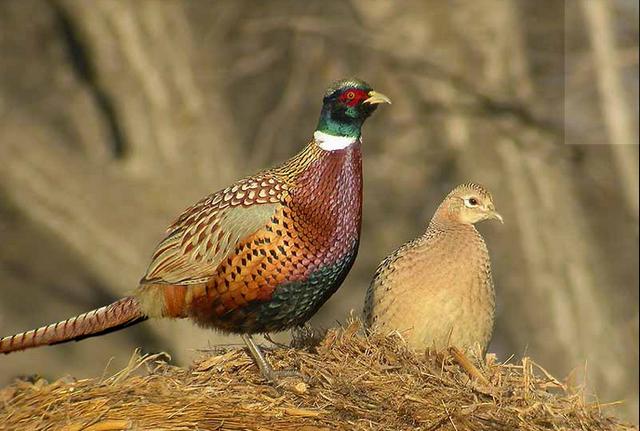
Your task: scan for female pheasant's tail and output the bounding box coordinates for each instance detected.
[0,296,147,354]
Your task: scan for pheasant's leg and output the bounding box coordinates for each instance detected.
[449,346,490,386]
[241,334,304,383]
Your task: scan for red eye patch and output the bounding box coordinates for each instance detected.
[339,89,368,107]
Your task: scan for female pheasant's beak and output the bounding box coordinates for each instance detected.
[485,203,504,224]
[364,91,392,105]
[488,210,504,224]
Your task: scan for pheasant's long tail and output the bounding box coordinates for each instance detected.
[0,296,147,354]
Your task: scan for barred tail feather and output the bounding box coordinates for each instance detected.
[0,296,147,354]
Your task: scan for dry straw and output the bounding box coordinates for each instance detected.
[0,321,634,431]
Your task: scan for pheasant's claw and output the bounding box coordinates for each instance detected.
[264,368,307,384]
[241,333,308,384]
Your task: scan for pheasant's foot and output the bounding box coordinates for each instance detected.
[448,346,490,386]
[241,334,306,384]
[263,368,306,384]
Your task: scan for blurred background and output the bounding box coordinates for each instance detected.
[0,0,638,424]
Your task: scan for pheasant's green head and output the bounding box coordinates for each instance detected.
[316,78,391,139]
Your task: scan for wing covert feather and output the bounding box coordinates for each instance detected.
[142,175,287,285]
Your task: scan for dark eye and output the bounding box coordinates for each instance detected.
[346,91,356,100]
[464,197,479,208]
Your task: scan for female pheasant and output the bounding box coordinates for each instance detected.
[1,78,390,382]
[364,183,502,356]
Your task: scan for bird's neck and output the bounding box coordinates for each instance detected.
[291,140,362,202]
[428,217,477,234]
[315,107,363,141]
[313,131,359,151]
[427,216,490,262]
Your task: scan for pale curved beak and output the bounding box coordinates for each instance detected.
[364,90,392,105]
[489,210,504,224]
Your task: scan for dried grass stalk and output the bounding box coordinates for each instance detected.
[0,321,634,431]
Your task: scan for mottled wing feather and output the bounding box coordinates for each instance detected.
[364,235,428,325]
[142,175,287,285]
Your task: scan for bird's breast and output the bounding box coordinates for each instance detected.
[288,143,363,264]
[369,227,495,353]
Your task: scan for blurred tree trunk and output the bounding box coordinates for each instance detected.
[581,0,639,219]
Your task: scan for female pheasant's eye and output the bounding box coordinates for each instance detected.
[465,197,479,207]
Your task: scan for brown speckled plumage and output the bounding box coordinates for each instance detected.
[364,183,502,355]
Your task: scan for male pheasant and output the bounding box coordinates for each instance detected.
[364,183,502,356]
[1,78,390,382]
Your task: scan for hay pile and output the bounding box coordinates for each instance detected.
[0,322,634,431]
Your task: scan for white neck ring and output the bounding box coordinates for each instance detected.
[314,131,359,151]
